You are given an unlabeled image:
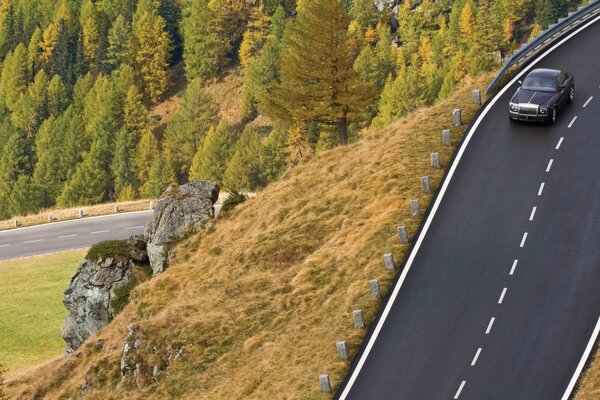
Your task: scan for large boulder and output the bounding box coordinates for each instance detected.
[144,181,219,275]
[61,237,148,354]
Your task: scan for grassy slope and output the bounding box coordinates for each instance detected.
[6,74,491,399]
[0,250,85,374]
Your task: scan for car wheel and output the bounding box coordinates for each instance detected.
[568,86,574,103]
[551,108,557,124]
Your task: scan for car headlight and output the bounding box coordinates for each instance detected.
[510,103,518,112]
[539,107,548,114]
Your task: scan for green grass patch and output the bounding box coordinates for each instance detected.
[86,240,135,263]
[0,250,85,373]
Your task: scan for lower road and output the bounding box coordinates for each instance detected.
[0,211,153,261]
[339,16,600,400]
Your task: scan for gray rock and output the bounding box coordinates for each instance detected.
[144,181,219,275]
[62,241,148,354]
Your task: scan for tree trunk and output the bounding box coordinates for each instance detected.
[338,117,348,146]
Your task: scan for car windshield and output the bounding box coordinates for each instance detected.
[522,77,557,92]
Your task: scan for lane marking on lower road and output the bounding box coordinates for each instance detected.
[471,348,483,366]
[546,159,554,172]
[568,116,578,128]
[583,96,593,108]
[556,137,564,149]
[91,230,110,235]
[498,288,507,304]
[520,232,528,248]
[538,182,545,196]
[58,234,77,239]
[0,244,11,248]
[24,239,43,244]
[125,226,145,230]
[529,207,537,221]
[510,260,518,276]
[454,381,466,399]
[486,317,496,334]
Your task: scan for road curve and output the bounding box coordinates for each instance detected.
[338,16,600,400]
[0,211,153,261]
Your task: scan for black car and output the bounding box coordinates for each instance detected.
[509,68,574,124]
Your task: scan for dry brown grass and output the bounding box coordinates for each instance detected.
[574,353,600,399]
[6,73,493,399]
[0,200,153,232]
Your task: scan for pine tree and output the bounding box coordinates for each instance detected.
[259,122,288,183]
[27,26,43,76]
[9,175,44,216]
[349,0,379,29]
[11,69,49,137]
[223,127,265,191]
[239,6,270,69]
[132,6,171,103]
[144,155,176,198]
[107,14,131,68]
[33,116,64,207]
[265,0,375,145]
[136,129,160,187]
[189,124,237,182]
[112,128,138,197]
[354,25,396,91]
[47,74,68,116]
[163,78,219,177]
[468,0,503,74]
[0,43,29,111]
[123,85,148,135]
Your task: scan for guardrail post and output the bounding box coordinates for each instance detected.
[336,341,349,359]
[397,226,408,244]
[383,253,395,271]
[473,89,482,105]
[78,209,84,218]
[114,205,120,213]
[421,176,431,193]
[149,201,155,210]
[431,153,440,169]
[369,279,381,299]
[13,219,19,227]
[353,309,365,328]
[320,374,332,393]
[48,214,53,222]
[453,109,462,126]
[411,200,420,217]
[442,129,451,146]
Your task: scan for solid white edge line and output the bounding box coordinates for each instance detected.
[556,137,564,149]
[538,182,545,196]
[498,288,508,304]
[0,209,154,236]
[561,315,600,400]
[454,381,467,399]
[338,14,600,399]
[510,260,518,275]
[547,159,554,172]
[583,96,593,108]
[568,116,578,128]
[529,207,537,221]
[486,317,496,334]
[471,348,483,366]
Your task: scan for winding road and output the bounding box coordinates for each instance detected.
[339,15,600,400]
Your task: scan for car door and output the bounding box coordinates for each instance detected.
[557,73,568,108]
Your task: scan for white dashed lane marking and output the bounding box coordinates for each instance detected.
[454,381,466,399]
[471,348,483,366]
[58,234,77,239]
[24,239,43,244]
[91,230,110,235]
[486,317,496,335]
[568,116,578,128]
[0,244,10,248]
[498,288,508,304]
[520,232,528,248]
[529,207,537,221]
[538,182,545,196]
[546,159,554,172]
[583,96,593,108]
[556,137,564,149]
[510,260,518,276]
[125,226,145,230]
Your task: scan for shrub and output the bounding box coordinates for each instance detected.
[220,191,247,213]
[111,266,152,315]
[0,363,6,400]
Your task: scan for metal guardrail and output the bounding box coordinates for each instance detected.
[486,0,600,94]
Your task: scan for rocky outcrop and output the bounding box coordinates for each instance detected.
[61,237,148,354]
[144,181,220,275]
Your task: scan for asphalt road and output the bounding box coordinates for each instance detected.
[339,16,600,400]
[0,211,153,261]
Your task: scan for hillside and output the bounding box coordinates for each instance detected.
[6,73,491,399]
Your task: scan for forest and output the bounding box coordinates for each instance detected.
[0,0,577,219]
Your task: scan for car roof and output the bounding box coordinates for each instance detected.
[527,68,562,78]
